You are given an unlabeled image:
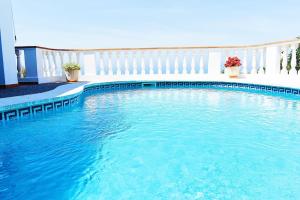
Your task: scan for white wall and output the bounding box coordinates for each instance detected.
[0,0,18,86]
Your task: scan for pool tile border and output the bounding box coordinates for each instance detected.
[1,81,300,122]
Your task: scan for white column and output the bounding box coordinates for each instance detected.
[51,51,59,76]
[149,52,154,75]
[157,51,162,76]
[290,44,298,75]
[132,51,138,76]
[99,52,105,76]
[242,50,248,74]
[208,50,221,75]
[258,49,265,75]
[165,52,171,75]
[251,49,257,75]
[182,52,188,75]
[140,51,146,76]
[108,52,113,76]
[199,54,204,74]
[281,46,288,75]
[174,52,179,75]
[0,0,18,85]
[265,45,281,76]
[124,52,130,76]
[116,52,122,76]
[190,52,196,75]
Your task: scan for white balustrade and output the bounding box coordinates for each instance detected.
[15,39,300,83]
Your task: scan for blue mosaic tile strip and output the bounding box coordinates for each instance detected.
[1,81,300,122]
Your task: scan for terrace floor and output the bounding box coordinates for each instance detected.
[0,82,68,98]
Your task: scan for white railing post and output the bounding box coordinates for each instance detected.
[190,52,196,75]
[174,51,179,75]
[182,52,188,75]
[281,46,288,75]
[140,51,146,77]
[149,52,154,75]
[132,51,138,76]
[290,44,298,76]
[157,51,162,76]
[199,54,204,75]
[99,52,105,76]
[116,51,122,77]
[258,49,265,75]
[124,51,130,77]
[265,45,281,76]
[165,51,171,75]
[242,50,248,74]
[251,49,257,75]
[108,52,113,77]
[208,49,221,76]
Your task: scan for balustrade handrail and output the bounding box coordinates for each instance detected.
[15,38,300,52]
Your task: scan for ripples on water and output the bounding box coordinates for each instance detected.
[1,88,300,200]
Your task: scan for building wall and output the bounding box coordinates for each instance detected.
[0,0,18,86]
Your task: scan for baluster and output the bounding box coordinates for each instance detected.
[251,49,257,74]
[157,51,162,75]
[75,52,83,76]
[290,44,298,75]
[46,51,53,77]
[199,54,204,74]
[116,52,122,76]
[190,52,196,75]
[108,52,113,76]
[174,52,179,75]
[132,51,138,76]
[165,51,171,75]
[182,52,188,75]
[281,46,288,75]
[99,52,105,76]
[15,49,22,78]
[124,52,130,76]
[242,50,248,74]
[59,52,65,76]
[141,51,146,76]
[258,49,265,75]
[51,51,59,76]
[149,52,154,75]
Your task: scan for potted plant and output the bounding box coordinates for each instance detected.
[224,56,241,78]
[63,63,80,82]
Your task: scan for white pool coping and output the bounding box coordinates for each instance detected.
[1,74,300,111]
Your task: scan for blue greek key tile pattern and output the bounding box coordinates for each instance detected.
[1,81,300,122]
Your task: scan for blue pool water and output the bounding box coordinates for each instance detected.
[1,88,300,200]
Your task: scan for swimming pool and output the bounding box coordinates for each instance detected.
[1,86,300,199]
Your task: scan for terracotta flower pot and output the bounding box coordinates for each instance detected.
[226,66,240,78]
[65,70,79,82]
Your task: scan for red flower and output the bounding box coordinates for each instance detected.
[224,56,242,67]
